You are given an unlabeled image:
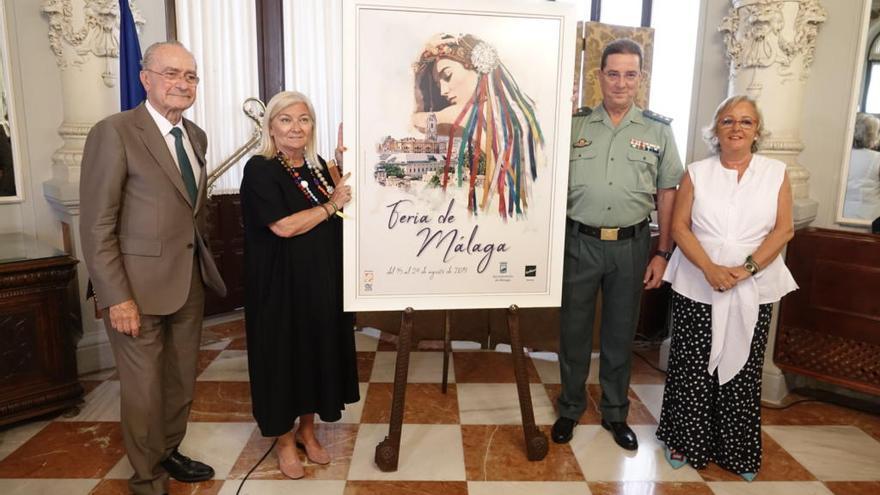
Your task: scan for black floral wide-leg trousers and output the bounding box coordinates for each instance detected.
[656,291,773,475]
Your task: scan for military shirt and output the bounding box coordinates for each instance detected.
[567,104,683,228]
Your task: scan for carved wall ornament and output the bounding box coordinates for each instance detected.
[41,0,144,84]
[719,0,827,79]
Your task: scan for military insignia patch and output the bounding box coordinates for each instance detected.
[573,138,591,148]
[643,109,673,125]
[630,138,660,154]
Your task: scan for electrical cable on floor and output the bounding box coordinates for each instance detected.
[235,437,277,495]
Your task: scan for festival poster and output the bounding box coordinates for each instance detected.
[343,0,576,311]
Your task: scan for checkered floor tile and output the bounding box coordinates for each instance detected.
[1,315,878,495]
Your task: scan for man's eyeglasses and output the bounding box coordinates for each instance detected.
[143,68,200,85]
[718,117,756,130]
[602,70,640,83]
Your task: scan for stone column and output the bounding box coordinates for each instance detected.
[40,0,144,373]
[719,0,827,403]
[720,0,827,228]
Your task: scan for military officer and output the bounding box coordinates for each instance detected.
[552,39,684,449]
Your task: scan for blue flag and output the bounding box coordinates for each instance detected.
[119,0,145,110]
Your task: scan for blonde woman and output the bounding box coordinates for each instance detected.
[240,91,358,479]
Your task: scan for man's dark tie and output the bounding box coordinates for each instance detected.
[169,127,198,204]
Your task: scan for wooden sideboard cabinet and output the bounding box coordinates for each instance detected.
[775,228,880,396]
[0,233,83,426]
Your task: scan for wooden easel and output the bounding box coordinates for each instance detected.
[374,305,549,472]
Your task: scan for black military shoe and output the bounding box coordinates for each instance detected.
[601,419,638,451]
[160,449,214,482]
[551,417,577,444]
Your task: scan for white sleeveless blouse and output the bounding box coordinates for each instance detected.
[663,154,798,385]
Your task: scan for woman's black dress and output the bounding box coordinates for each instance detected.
[240,153,359,437]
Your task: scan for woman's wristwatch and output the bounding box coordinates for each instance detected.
[743,255,760,275]
[655,250,672,261]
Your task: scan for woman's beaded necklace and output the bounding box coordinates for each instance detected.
[277,152,330,205]
[307,157,334,195]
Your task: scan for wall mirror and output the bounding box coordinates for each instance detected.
[0,4,23,203]
[838,1,880,226]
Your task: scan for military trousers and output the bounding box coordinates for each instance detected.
[557,219,651,422]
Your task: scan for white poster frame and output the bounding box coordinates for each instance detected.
[342,0,577,311]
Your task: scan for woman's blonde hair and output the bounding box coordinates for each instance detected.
[702,94,766,154]
[256,91,321,168]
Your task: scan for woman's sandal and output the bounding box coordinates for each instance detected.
[664,446,688,469]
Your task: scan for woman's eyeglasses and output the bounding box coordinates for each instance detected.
[718,117,755,129]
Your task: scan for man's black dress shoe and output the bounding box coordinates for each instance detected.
[601,419,638,450]
[551,417,577,444]
[160,449,214,482]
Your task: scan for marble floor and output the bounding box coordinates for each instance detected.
[1,317,879,495]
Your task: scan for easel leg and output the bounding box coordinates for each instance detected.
[375,308,414,471]
[441,310,451,394]
[507,304,549,461]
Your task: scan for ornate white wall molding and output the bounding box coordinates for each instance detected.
[720,0,827,80]
[51,122,92,172]
[40,0,146,374]
[41,0,144,86]
[719,0,827,230]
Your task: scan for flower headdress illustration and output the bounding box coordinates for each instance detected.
[414,33,545,219]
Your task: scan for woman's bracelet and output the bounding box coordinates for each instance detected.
[328,200,340,213]
[319,203,333,221]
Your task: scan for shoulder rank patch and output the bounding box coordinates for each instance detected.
[574,106,592,117]
[643,109,673,125]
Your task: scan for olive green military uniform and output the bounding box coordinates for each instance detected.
[558,104,683,422]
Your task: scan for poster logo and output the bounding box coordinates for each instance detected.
[363,271,374,292]
[499,262,508,274]
[524,265,537,277]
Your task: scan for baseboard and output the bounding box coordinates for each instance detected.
[76,322,116,375]
[761,366,790,405]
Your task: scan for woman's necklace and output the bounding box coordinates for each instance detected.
[307,158,335,195]
[277,153,330,205]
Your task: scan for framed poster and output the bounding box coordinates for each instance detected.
[343,0,577,311]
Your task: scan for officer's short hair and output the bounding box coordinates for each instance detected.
[601,39,643,71]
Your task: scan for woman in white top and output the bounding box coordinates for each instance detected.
[844,113,880,220]
[656,95,798,481]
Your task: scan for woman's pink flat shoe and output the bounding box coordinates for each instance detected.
[277,447,305,479]
[295,435,331,465]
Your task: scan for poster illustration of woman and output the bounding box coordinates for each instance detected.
[344,0,576,311]
[409,33,545,219]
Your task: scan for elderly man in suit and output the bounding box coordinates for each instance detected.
[80,41,226,495]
